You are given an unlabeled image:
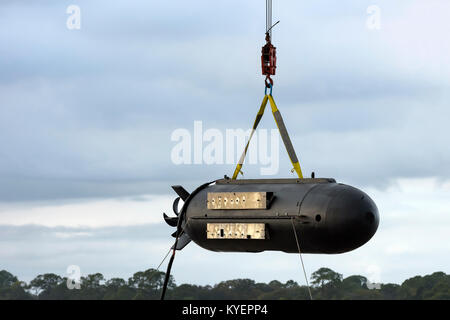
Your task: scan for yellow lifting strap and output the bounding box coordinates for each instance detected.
[232,94,304,179]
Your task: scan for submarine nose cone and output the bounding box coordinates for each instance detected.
[326,185,379,253]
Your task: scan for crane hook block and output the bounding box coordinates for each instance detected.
[261,33,277,82]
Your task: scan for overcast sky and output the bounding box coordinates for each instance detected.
[1,0,450,287]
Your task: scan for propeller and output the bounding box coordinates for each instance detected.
[163,196,182,228]
[163,185,190,229]
[163,213,177,227]
[162,186,192,248]
[172,197,181,215]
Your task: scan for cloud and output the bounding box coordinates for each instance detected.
[1,1,449,201]
[0,194,173,227]
[0,223,173,283]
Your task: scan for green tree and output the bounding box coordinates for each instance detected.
[0,271,31,300]
[0,270,18,288]
[2,267,450,300]
[310,268,343,299]
[380,283,400,300]
[213,279,257,300]
[311,268,343,287]
[102,277,127,299]
[78,273,105,299]
[0,281,31,300]
[28,273,63,299]
[128,269,171,299]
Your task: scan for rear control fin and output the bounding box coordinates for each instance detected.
[172,232,191,250]
[171,185,190,201]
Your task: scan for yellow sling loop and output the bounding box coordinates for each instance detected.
[232,94,303,179]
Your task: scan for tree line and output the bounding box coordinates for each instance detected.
[1,267,449,300]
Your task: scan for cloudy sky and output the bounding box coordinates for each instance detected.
[1,0,450,286]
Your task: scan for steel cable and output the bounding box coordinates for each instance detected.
[291,217,313,300]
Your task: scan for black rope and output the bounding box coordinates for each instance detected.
[160,247,177,299]
[160,204,185,300]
